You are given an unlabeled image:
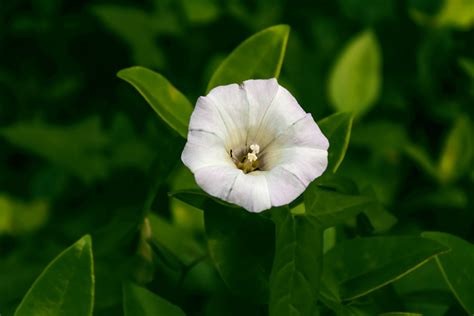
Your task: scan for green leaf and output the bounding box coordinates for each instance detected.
[269,207,323,316]
[123,282,185,316]
[328,30,382,116]
[318,112,354,173]
[207,24,290,92]
[0,194,49,236]
[14,235,94,316]
[170,189,238,210]
[148,213,205,267]
[393,260,452,316]
[411,0,474,29]
[438,116,472,183]
[304,183,375,228]
[117,66,193,138]
[403,143,439,180]
[422,232,474,314]
[92,6,165,68]
[379,313,422,316]
[205,201,274,303]
[1,117,108,183]
[459,57,474,78]
[322,236,449,301]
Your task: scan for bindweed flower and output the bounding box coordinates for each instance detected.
[182,79,329,213]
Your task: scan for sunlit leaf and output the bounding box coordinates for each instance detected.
[118,66,193,138]
[438,116,472,183]
[269,207,323,316]
[180,0,220,24]
[411,0,474,29]
[207,24,290,92]
[14,235,94,316]
[318,112,354,172]
[422,231,474,314]
[328,30,382,116]
[322,236,449,300]
[123,282,185,316]
[0,194,49,236]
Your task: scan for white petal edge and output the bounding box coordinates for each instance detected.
[226,172,271,213]
[181,129,234,171]
[244,79,307,148]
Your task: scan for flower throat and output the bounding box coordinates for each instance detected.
[231,143,260,174]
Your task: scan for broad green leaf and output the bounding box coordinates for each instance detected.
[322,236,449,301]
[304,183,375,227]
[123,282,185,316]
[269,207,323,316]
[14,235,94,316]
[422,232,474,314]
[1,117,108,183]
[205,201,274,303]
[207,24,290,92]
[393,260,452,316]
[318,112,354,173]
[117,66,193,138]
[438,116,472,183]
[328,30,382,116]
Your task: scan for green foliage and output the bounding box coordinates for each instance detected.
[269,207,323,316]
[423,232,474,314]
[322,236,449,301]
[123,282,185,316]
[318,112,354,173]
[204,200,274,303]
[0,195,49,236]
[207,24,290,92]
[438,116,472,183]
[118,66,193,138]
[14,235,94,316]
[2,1,474,315]
[304,182,375,227]
[328,30,382,117]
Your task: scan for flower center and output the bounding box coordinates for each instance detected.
[231,143,261,174]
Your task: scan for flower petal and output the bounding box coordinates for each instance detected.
[193,165,242,204]
[243,79,307,148]
[265,166,307,207]
[206,83,249,150]
[182,129,234,171]
[227,172,272,212]
[263,113,328,185]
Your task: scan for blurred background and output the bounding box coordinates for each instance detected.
[0,0,473,315]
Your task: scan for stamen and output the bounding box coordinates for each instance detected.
[247,152,258,162]
[250,144,260,154]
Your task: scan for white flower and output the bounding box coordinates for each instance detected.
[181,78,329,213]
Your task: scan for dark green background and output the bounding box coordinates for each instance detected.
[1,0,473,315]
